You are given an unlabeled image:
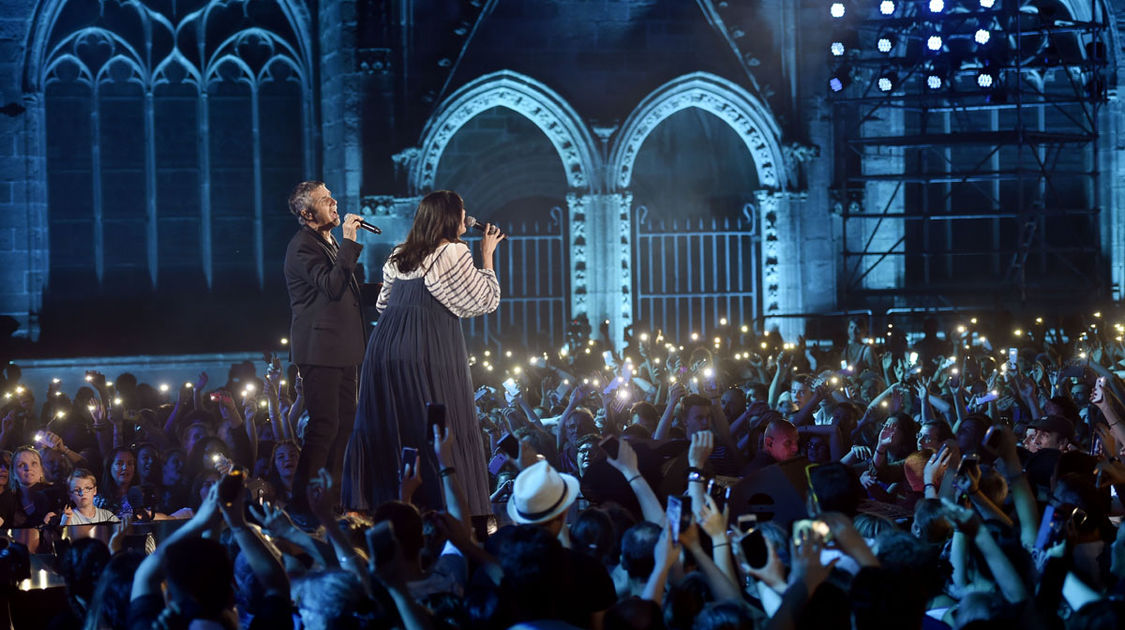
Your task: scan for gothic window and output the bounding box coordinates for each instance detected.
[40,0,313,295]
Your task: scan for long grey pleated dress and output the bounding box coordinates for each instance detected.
[341,274,492,515]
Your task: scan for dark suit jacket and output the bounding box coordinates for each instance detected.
[284,226,366,367]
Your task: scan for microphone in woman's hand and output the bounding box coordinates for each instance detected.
[464,215,488,233]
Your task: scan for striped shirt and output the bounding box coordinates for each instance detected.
[377,242,501,318]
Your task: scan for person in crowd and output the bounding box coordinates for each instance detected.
[10,444,66,526]
[265,439,300,504]
[159,447,191,513]
[61,468,118,525]
[94,447,137,519]
[0,450,14,526]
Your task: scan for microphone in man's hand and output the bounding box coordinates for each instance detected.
[357,219,382,234]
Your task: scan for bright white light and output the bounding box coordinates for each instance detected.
[877,37,893,53]
[978,72,994,88]
[927,35,943,51]
[877,76,893,92]
[929,0,944,12]
[879,1,895,15]
[927,74,943,89]
[975,29,990,45]
[831,41,845,56]
[830,3,846,18]
[980,0,995,7]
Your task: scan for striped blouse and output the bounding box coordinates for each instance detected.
[376,242,501,318]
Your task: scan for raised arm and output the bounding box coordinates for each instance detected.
[606,438,665,525]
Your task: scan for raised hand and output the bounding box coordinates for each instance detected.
[399,451,422,503]
[688,430,715,469]
[480,223,507,261]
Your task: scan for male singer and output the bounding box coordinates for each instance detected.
[284,181,366,519]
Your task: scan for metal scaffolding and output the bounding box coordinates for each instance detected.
[829,0,1109,307]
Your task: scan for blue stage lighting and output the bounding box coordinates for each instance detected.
[929,0,944,13]
[830,65,853,92]
[877,34,895,53]
[830,3,846,18]
[926,74,943,89]
[878,73,897,92]
[974,29,990,45]
[927,35,943,51]
[831,41,846,56]
[977,71,995,88]
[879,1,895,15]
[980,0,996,7]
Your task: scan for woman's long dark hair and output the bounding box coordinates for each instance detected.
[388,190,465,273]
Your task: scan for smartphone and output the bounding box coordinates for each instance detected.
[982,425,1003,455]
[602,350,615,368]
[707,479,730,513]
[792,519,832,544]
[218,469,244,507]
[804,464,822,515]
[600,435,620,459]
[497,433,519,458]
[740,529,769,570]
[367,521,398,568]
[401,447,418,469]
[502,378,519,404]
[488,452,510,475]
[666,495,687,541]
[1007,347,1018,372]
[426,403,446,440]
[957,453,980,479]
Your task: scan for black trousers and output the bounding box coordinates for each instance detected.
[292,363,357,511]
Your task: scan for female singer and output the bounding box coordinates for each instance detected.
[342,190,505,514]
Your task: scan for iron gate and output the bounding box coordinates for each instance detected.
[633,204,759,340]
[463,206,568,349]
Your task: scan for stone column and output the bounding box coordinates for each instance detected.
[357,195,422,278]
[567,191,633,349]
[320,0,364,213]
[0,86,48,341]
[759,190,831,341]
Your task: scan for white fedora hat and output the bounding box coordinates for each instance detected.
[506,460,580,525]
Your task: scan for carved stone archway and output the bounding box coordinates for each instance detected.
[406,70,600,195]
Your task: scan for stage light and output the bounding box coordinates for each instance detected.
[926,74,943,89]
[877,72,898,92]
[829,66,852,92]
[980,0,995,7]
[879,1,895,15]
[928,0,944,12]
[977,70,995,88]
[927,35,943,51]
[877,34,895,53]
[830,2,846,18]
[831,41,846,56]
[974,29,990,45]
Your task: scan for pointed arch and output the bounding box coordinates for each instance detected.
[608,72,790,191]
[410,70,600,194]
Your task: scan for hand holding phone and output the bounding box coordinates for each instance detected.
[218,469,245,507]
[427,403,447,442]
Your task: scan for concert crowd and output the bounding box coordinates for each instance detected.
[1,311,1125,629]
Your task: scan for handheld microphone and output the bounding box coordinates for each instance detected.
[357,219,382,234]
[464,215,488,233]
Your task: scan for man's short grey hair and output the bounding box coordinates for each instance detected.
[288,180,324,223]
